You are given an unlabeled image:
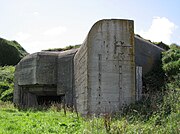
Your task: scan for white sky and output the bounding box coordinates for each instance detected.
[0,0,179,53]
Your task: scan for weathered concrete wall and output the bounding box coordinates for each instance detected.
[35,52,58,85]
[136,66,142,101]
[18,88,38,107]
[74,19,135,114]
[135,35,164,75]
[13,52,59,107]
[13,64,21,104]
[57,49,78,106]
[74,40,89,114]
[16,52,59,86]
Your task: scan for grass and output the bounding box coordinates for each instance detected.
[0,88,179,134]
[0,103,83,134]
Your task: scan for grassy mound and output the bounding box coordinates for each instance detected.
[0,38,28,66]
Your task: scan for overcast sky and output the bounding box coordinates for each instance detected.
[0,0,179,53]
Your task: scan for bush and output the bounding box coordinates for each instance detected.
[143,61,166,93]
[162,44,180,88]
[0,66,15,101]
[143,44,180,92]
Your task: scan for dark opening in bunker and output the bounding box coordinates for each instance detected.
[37,95,64,106]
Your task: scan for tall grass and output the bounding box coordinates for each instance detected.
[0,86,179,134]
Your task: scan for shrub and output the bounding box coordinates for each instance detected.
[0,66,15,101]
[162,44,180,88]
[143,61,166,92]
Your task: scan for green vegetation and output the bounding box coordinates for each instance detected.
[143,61,165,92]
[153,41,170,50]
[0,103,85,134]
[0,87,179,133]
[0,37,26,102]
[0,37,28,66]
[162,44,180,85]
[0,66,15,102]
[43,44,81,52]
[136,34,170,50]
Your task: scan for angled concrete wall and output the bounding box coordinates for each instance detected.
[135,35,164,75]
[74,40,89,114]
[57,49,78,106]
[74,19,135,114]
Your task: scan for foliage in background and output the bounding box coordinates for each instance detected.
[143,61,166,92]
[162,44,180,88]
[0,66,15,101]
[153,41,170,50]
[136,34,170,50]
[143,43,180,93]
[0,37,28,66]
[43,44,81,52]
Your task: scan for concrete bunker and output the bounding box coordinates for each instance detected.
[14,19,164,114]
[14,49,77,107]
